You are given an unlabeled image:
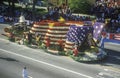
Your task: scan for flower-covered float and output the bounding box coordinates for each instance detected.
[3,16,107,62]
[30,18,107,62]
[66,25,107,62]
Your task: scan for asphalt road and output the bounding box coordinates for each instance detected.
[0,23,120,78]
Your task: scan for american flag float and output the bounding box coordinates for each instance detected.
[30,19,119,52]
[29,20,109,61]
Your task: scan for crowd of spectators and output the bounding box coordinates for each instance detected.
[92,0,120,33]
[1,0,119,34]
[0,2,93,24]
[43,3,92,21]
[0,3,16,22]
[0,3,40,23]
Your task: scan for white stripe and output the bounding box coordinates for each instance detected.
[0,48,93,78]
[114,38,120,40]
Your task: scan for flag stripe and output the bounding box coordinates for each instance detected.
[114,34,120,40]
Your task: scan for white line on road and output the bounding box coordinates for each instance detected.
[0,48,93,78]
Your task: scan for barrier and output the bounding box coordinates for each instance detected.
[102,32,120,44]
[0,17,4,23]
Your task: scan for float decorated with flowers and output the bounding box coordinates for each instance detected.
[29,17,107,62]
[2,15,107,62]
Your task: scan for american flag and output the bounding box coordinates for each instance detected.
[66,25,93,44]
[93,22,104,40]
[114,34,120,41]
[84,21,92,26]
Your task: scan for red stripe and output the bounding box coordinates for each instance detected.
[114,34,120,40]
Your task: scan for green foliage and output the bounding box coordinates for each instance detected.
[24,39,29,46]
[58,51,66,55]
[69,0,93,14]
[66,50,73,56]
[8,37,15,42]
[85,47,99,53]
[39,43,46,49]
[49,44,58,50]
[36,8,47,15]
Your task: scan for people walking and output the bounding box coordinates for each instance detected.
[22,67,28,78]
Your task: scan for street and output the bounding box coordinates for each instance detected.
[0,23,120,78]
[0,38,98,78]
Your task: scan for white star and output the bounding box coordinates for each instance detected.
[83,29,85,32]
[101,25,103,28]
[96,26,98,29]
[98,30,100,33]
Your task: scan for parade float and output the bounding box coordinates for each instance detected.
[2,15,107,62]
[30,18,107,62]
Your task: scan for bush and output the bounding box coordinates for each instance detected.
[66,50,73,56]
[69,0,93,14]
[58,51,66,55]
[39,43,46,49]
[8,37,15,42]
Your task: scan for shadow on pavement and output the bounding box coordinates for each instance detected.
[101,49,120,65]
[0,57,19,62]
[81,49,120,67]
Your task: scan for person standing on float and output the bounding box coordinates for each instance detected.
[100,35,106,49]
[73,44,79,56]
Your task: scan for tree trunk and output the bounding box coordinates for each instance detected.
[0,0,3,4]
[11,0,15,16]
[32,0,37,21]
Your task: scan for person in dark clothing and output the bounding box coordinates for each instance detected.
[27,31,32,44]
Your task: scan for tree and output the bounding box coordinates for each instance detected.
[0,0,4,4]
[69,0,94,14]
[32,0,37,21]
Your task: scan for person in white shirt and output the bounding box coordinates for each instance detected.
[22,67,28,78]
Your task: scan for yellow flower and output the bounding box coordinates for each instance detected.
[91,46,95,48]
[93,38,97,42]
[48,23,54,28]
[58,16,65,23]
